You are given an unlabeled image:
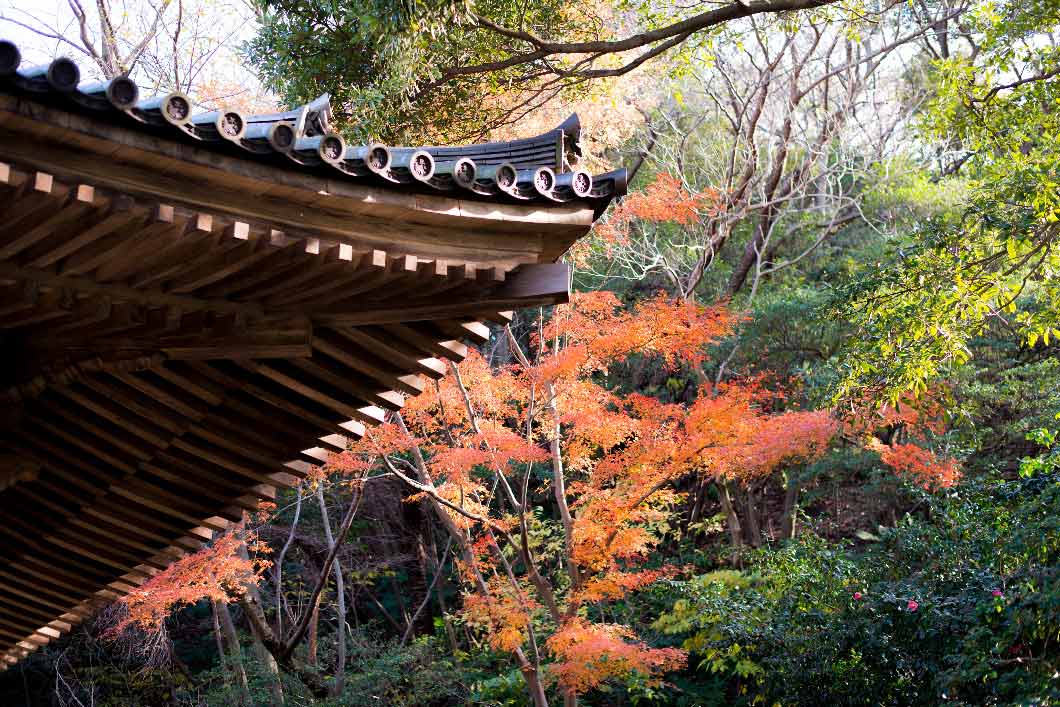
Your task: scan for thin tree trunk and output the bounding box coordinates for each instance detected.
[274,483,303,638]
[744,483,762,547]
[516,648,549,707]
[213,599,250,706]
[687,476,708,528]
[239,543,285,706]
[437,583,459,654]
[430,531,460,654]
[282,485,363,661]
[218,601,250,703]
[402,536,453,646]
[317,486,347,697]
[239,590,331,698]
[306,594,320,667]
[781,472,800,539]
[390,572,411,631]
[365,587,404,633]
[718,481,743,563]
[236,487,365,697]
[547,381,580,590]
[212,599,232,689]
[390,414,549,707]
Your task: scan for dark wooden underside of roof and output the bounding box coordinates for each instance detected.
[0,153,572,663]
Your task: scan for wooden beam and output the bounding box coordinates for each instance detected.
[20,194,143,268]
[241,241,355,302]
[0,261,264,317]
[330,327,447,379]
[260,245,370,306]
[310,263,568,325]
[312,334,425,396]
[311,295,564,326]
[112,372,212,422]
[0,183,102,261]
[436,319,491,345]
[235,360,385,426]
[380,323,469,361]
[286,357,404,411]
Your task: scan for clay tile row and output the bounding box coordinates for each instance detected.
[0,40,627,206]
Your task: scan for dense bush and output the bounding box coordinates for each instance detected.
[654,438,1060,706]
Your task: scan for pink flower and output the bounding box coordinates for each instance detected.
[907,600,919,612]
[853,592,863,600]
[991,589,1003,598]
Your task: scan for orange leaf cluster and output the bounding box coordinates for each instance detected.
[845,390,961,489]
[872,441,962,490]
[254,500,277,524]
[568,386,835,573]
[592,174,721,251]
[110,528,268,636]
[462,577,539,653]
[576,567,679,603]
[845,389,950,438]
[535,290,739,381]
[325,421,418,479]
[706,406,838,481]
[547,619,687,693]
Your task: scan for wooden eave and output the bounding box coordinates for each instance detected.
[0,94,596,265]
[0,51,615,666]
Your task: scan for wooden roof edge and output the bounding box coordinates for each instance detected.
[0,160,555,291]
[0,101,598,261]
[0,52,612,205]
[0,524,226,669]
[0,43,625,221]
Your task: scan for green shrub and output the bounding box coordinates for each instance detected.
[655,443,1060,706]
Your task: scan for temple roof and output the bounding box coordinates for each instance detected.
[0,40,626,208]
[0,39,618,666]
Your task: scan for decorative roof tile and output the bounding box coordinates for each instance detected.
[0,40,627,207]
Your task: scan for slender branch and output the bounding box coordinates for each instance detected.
[400,536,453,645]
[0,14,93,58]
[273,482,302,638]
[414,0,839,98]
[280,481,364,659]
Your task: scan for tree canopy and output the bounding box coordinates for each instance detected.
[244,0,866,142]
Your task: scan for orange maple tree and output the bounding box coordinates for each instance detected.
[111,526,268,637]
[103,291,837,705]
[329,290,836,705]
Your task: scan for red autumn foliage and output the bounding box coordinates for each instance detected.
[110,527,269,636]
[845,389,950,438]
[571,173,721,265]
[846,388,962,489]
[107,285,838,698]
[534,290,740,378]
[462,575,541,652]
[594,174,721,246]
[873,441,961,490]
[546,619,687,693]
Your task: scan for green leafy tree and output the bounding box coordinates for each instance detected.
[834,0,1060,404]
[244,0,864,142]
